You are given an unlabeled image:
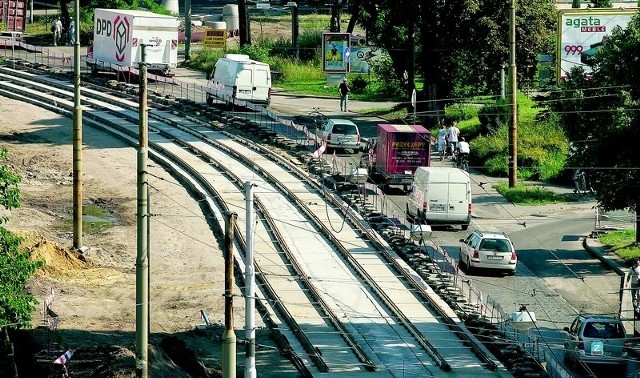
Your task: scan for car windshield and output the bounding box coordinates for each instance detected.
[479,238,511,252]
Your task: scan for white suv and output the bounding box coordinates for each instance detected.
[459,231,517,275]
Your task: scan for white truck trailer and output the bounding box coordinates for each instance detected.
[86,9,179,75]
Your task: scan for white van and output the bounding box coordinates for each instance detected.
[406,167,471,230]
[206,54,272,106]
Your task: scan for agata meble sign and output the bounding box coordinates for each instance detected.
[557,9,636,83]
[96,15,130,62]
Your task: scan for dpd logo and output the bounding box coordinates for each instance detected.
[113,16,130,62]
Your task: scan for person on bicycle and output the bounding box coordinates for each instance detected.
[456,137,470,169]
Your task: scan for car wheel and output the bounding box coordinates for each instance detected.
[206,96,214,106]
[466,257,473,274]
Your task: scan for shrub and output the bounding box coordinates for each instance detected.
[239,44,270,64]
[368,53,404,97]
[350,76,368,93]
[445,103,480,122]
[471,115,568,181]
[478,98,509,135]
[298,30,322,61]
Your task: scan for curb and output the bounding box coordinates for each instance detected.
[582,237,625,276]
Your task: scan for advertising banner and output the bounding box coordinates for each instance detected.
[322,32,350,73]
[557,9,637,83]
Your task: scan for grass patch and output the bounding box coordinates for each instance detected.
[63,203,112,235]
[493,182,574,205]
[359,106,408,123]
[600,229,640,261]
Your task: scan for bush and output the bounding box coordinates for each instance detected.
[478,98,509,135]
[445,103,481,122]
[350,76,368,93]
[368,53,404,97]
[472,114,568,181]
[238,44,270,64]
[298,30,322,61]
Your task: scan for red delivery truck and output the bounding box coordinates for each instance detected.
[365,124,431,189]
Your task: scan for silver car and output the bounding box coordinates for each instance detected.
[459,231,517,275]
[563,315,628,373]
[314,119,361,151]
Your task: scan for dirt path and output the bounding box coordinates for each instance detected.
[1,96,296,377]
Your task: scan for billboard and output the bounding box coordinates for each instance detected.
[557,9,638,83]
[349,46,384,74]
[322,32,350,73]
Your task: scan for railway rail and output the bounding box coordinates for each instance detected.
[0,62,511,377]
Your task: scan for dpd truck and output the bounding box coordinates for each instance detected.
[86,9,179,75]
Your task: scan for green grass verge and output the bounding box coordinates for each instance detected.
[493,182,575,205]
[600,229,640,261]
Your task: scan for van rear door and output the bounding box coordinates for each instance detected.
[235,67,254,101]
[253,66,271,103]
[447,182,469,220]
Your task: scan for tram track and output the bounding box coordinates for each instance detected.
[0,63,511,377]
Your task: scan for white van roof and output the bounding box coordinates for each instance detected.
[223,54,251,61]
[414,167,469,185]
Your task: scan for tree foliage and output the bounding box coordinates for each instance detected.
[351,0,556,122]
[0,149,43,329]
[549,15,640,241]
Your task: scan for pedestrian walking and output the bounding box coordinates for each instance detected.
[67,19,76,45]
[627,259,640,308]
[446,120,460,158]
[572,169,584,194]
[51,17,63,46]
[339,78,350,112]
[437,122,447,161]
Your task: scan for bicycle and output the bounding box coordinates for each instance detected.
[455,150,469,172]
[309,107,327,129]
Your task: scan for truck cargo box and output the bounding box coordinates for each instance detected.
[87,9,179,74]
[368,124,431,187]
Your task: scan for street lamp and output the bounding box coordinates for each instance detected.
[286,2,299,60]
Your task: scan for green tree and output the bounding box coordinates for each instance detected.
[550,16,640,241]
[353,0,555,123]
[0,149,44,328]
[591,0,613,7]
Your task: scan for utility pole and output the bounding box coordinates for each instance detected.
[223,212,237,378]
[244,181,256,378]
[72,0,82,250]
[184,0,192,60]
[238,0,251,47]
[508,0,518,187]
[135,44,149,378]
[289,2,299,60]
[500,65,506,99]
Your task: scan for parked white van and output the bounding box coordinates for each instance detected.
[206,54,272,106]
[406,167,471,230]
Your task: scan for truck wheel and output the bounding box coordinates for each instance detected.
[461,224,469,231]
[206,96,213,106]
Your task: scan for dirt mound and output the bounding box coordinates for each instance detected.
[21,231,92,277]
